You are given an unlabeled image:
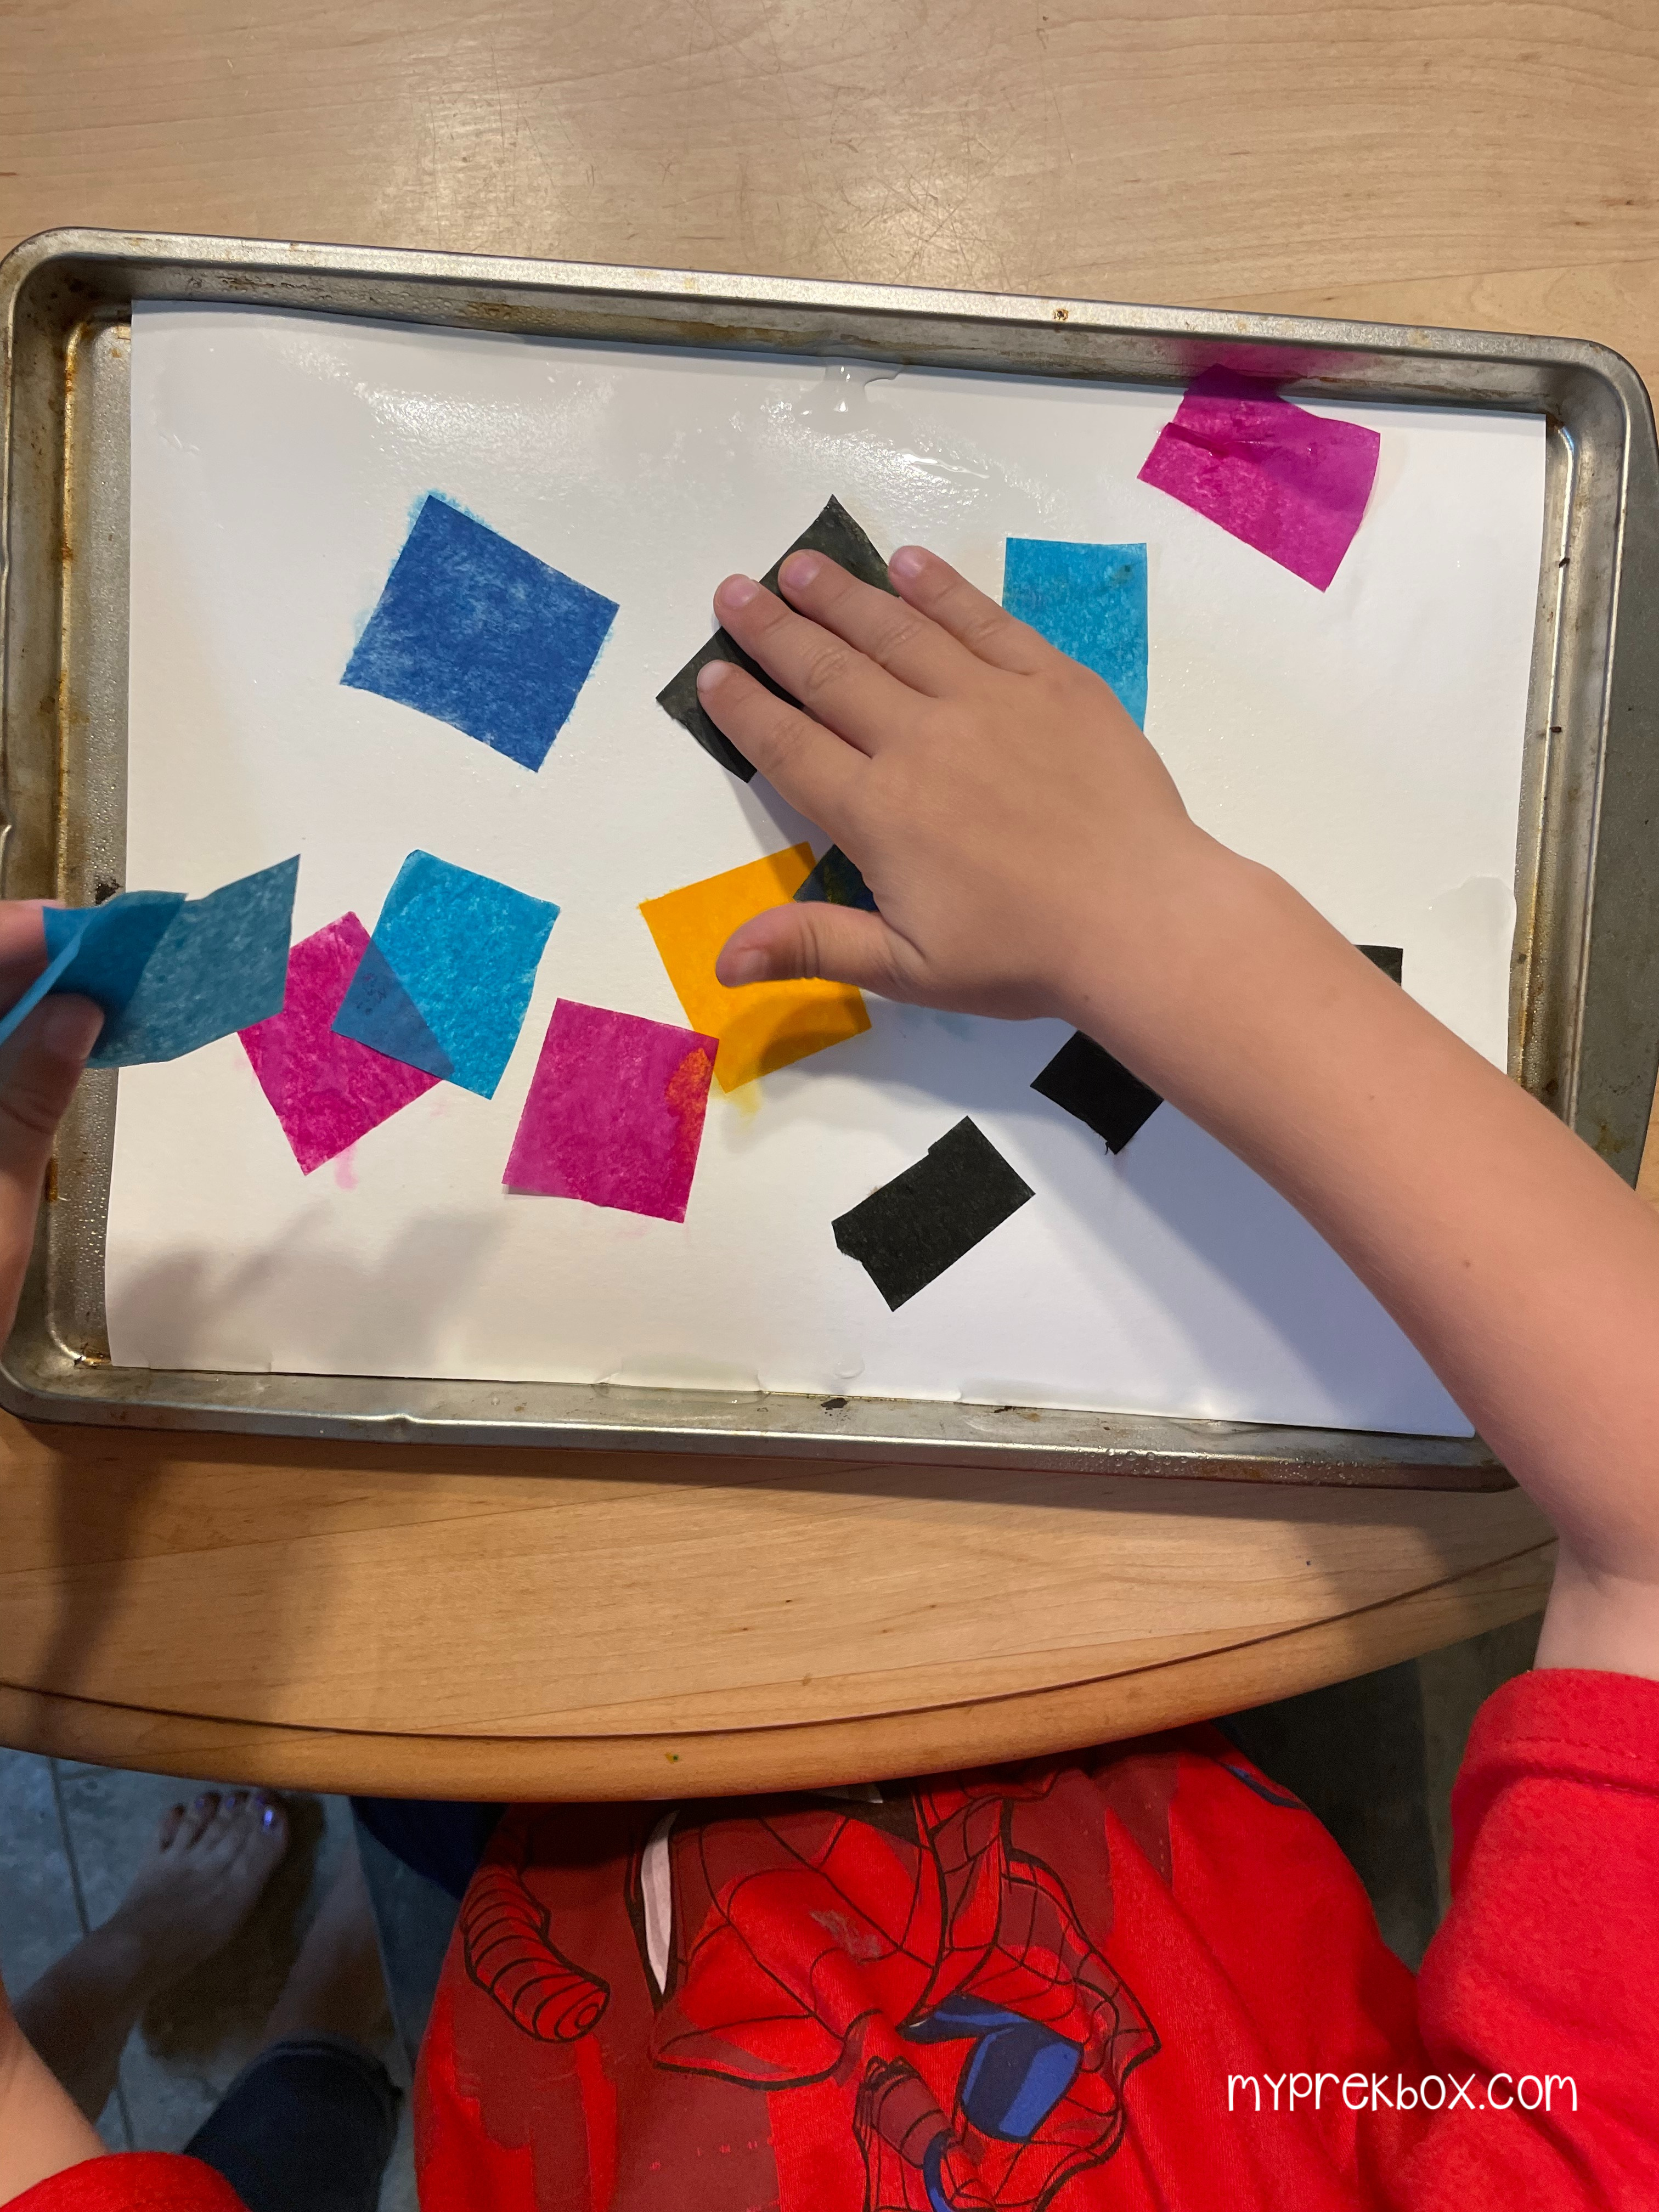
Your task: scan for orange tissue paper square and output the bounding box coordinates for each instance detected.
[639,844,870,1091]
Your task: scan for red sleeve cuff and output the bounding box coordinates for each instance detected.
[8,2153,247,2211]
[1452,1664,1659,1886]
[1464,1663,1659,1786]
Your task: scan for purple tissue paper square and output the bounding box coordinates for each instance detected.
[240,913,439,1173]
[1138,370,1381,590]
[504,999,717,1223]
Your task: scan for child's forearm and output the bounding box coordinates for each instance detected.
[0,1977,103,2201]
[696,545,1659,1677]
[1074,842,1659,1676]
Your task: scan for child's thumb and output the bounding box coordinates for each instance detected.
[715,902,916,1000]
[0,996,103,1336]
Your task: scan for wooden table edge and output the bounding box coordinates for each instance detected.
[0,1542,1554,1800]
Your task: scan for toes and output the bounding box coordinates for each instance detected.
[201,1791,291,1934]
[181,1791,221,1844]
[200,1787,287,1865]
[156,1803,187,1850]
[252,1792,289,1858]
[195,1788,253,1855]
[226,1788,288,1856]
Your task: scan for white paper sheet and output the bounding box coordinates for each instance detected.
[110,304,1546,1434]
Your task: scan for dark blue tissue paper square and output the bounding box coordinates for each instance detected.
[342,496,619,771]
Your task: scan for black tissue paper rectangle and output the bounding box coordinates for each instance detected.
[1357,944,1404,984]
[656,495,894,781]
[794,844,878,912]
[1030,1032,1163,1154]
[832,1117,1034,1310]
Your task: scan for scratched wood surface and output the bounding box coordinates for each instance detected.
[4,0,1649,1796]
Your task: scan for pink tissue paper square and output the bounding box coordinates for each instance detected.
[240,913,439,1173]
[504,998,718,1222]
[1138,369,1381,591]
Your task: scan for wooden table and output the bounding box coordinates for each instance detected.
[5,0,1647,1798]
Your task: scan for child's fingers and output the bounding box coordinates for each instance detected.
[888,545,1049,675]
[712,575,910,754]
[715,900,922,1001]
[695,661,865,826]
[776,552,967,697]
[0,995,102,1338]
[0,902,50,1008]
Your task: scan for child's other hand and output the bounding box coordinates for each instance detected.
[0,904,101,1341]
[699,546,1223,1030]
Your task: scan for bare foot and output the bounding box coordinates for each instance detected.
[15,1789,290,2119]
[109,1791,291,1984]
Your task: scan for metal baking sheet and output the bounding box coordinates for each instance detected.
[2,227,1656,1489]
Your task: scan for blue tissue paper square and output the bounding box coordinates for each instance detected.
[1001,539,1148,727]
[333,850,558,1099]
[41,894,183,1017]
[0,859,299,1068]
[342,495,619,771]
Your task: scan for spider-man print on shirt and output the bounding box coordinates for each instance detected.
[419,1759,1172,2212]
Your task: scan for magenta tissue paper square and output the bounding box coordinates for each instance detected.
[240,913,439,1173]
[505,998,717,1222]
[1138,370,1381,590]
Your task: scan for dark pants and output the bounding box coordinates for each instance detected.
[184,2034,400,2212]
[351,1795,503,1900]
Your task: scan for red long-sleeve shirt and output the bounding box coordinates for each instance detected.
[19,1669,1658,2210]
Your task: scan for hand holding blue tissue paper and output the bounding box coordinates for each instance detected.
[0,857,298,1067]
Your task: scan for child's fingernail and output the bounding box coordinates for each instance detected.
[262,1806,279,1829]
[696,661,735,696]
[723,949,769,985]
[714,574,760,613]
[37,996,103,1059]
[889,545,928,581]
[780,552,822,590]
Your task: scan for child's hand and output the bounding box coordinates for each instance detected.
[0,906,103,2192]
[0,905,101,1341]
[699,547,1218,1029]
[702,546,1659,1680]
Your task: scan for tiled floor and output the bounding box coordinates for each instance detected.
[0,1617,1543,2200]
[0,1754,416,2208]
